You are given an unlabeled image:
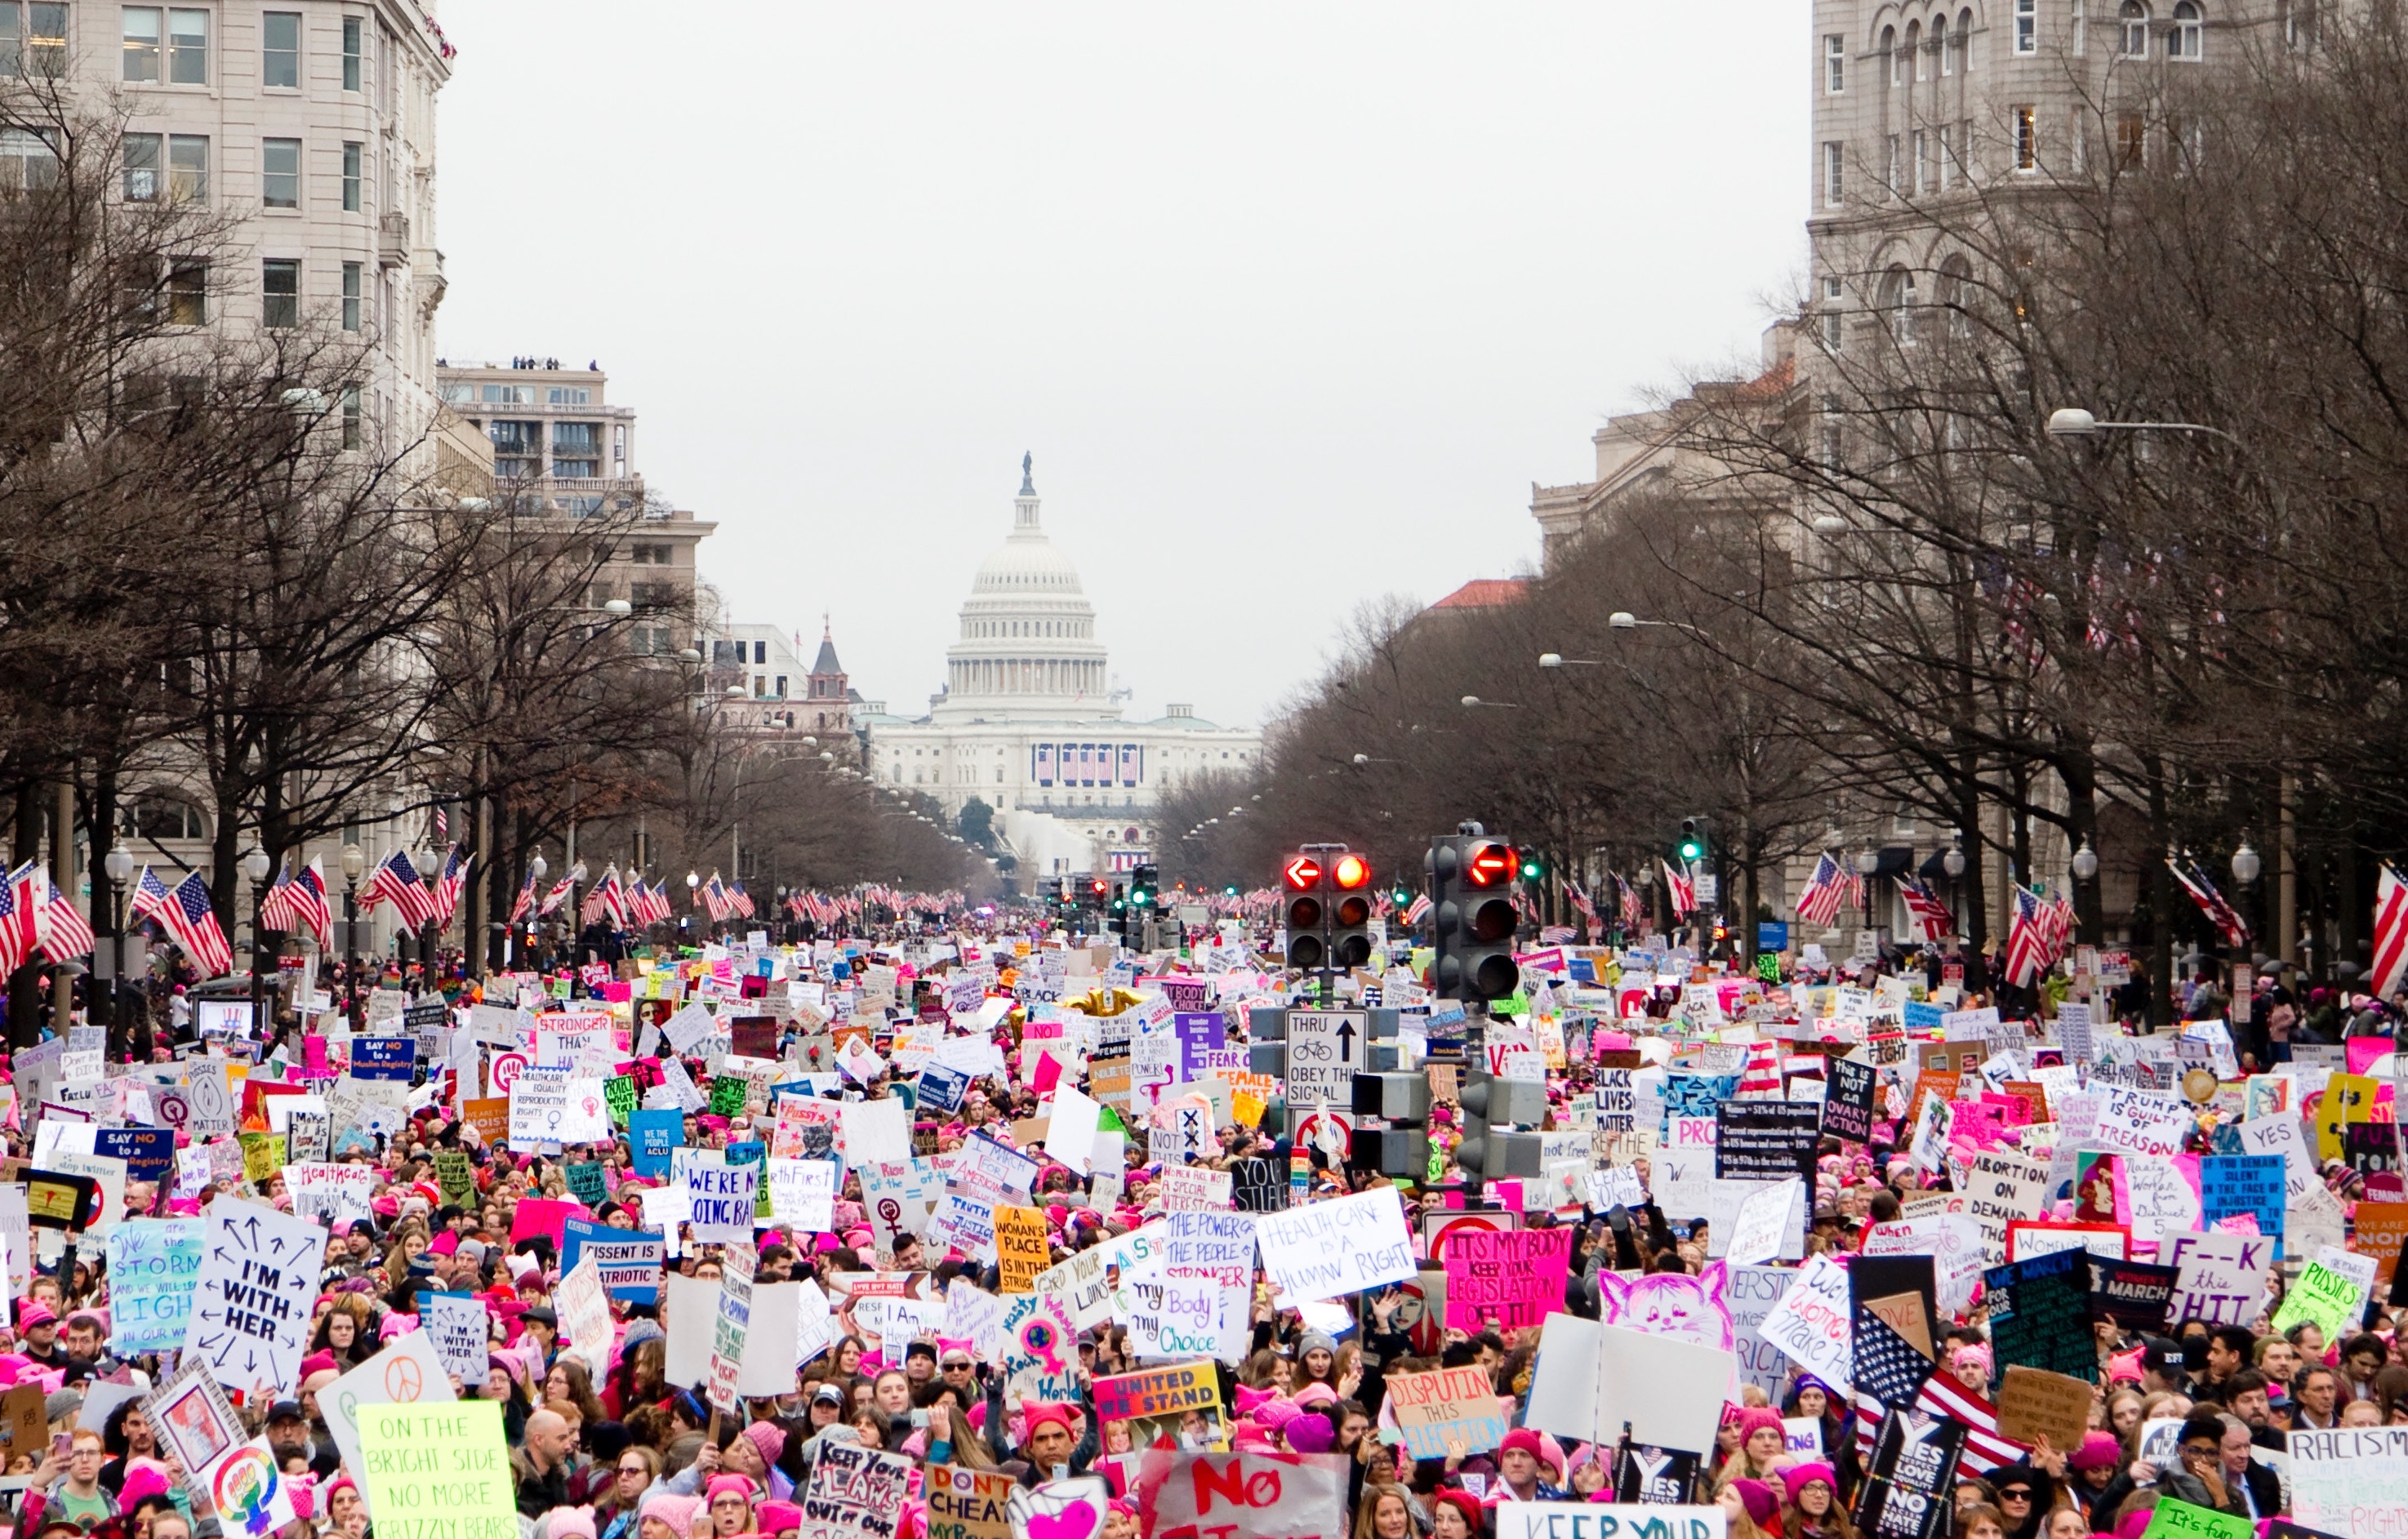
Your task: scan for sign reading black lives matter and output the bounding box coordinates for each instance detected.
[1854,1408,1968,1539]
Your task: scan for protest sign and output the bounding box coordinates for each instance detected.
[108,1217,203,1355]
[1726,1178,1803,1266]
[1387,1365,1509,1460]
[321,1333,455,1517]
[925,1466,1015,1539]
[2273,1257,2370,1341]
[202,1439,299,1537]
[1493,1511,1724,1539]
[145,1363,243,1488]
[707,1245,755,1414]
[1823,1057,1879,1143]
[1760,1253,1854,1394]
[425,1291,489,1382]
[358,1400,518,1539]
[1159,1165,1233,1212]
[1008,1479,1114,1539]
[630,1108,683,1179]
[1984,1248,2098,1381]
[1956,1149,2049,1264]
[1855,1408,1969,1539]
[2091,1087,2196,1158]
[1524,1315,1737,1455]
[1996,1366,2094,1452]
[2141,1499,2254,1539]
[685,1157,760,1245]
[1443,1225,1574,1331]
[2197,1155,2287,1254]
[1715,1101,1823,1182]
[796,1441,914,1539]
[1250,1188,1416,1301]
[1094,1362,1225,1448]
[554,1256,613,1373]
[2290,1426,2408,1537]
[994,1206,1053,1294]
[1129,1450,1350,1539]
[183,1199,321,1399]
[2165,1233,2273,1327]
[2089,1259,2179,1334]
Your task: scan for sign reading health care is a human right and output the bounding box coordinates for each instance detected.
[1249,1188,1415,1301]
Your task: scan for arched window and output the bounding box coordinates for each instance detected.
[1956,7,1974,68]
[127,793,207,841]
[1882,24,1898,84]
[1881,265,1919,345]
[1938,254,1976,337]
[2170,0,2204,57]
[1934,15,1951,74]
[1906,20,1923,78]
[2119,1,2152,56]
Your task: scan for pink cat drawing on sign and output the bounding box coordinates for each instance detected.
[1596,1259,1735,1351]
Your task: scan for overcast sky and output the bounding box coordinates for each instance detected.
[436,3,1808,729]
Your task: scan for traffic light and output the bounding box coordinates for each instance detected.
[1131,863,1159,911]
[1351,1069,1431,1177]
[1329,852,1373,969]
[1454,1071,1547,1180]
[1282,852,1327,969]
[1676,818,1707,865]
[1428,832,1520,1002]
[1519,847,1545,883]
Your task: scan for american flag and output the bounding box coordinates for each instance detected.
[0,862,36,974]
[1565,878,1599,939]
[634,879,671,926]
[432,807,447,840]
[432,844,472,927]
[2170,859,2250,948]
[2004,883,2050,986]
[1403,892,1432,926]
[581,864,628,928]
[1796,852,1851,927]
[1895,874,1956,941]
[29,865,93,962]
[701,874,732,922]
[259,855,333,950]
[509,861,540,924]
[1856,1374,2029,1473]
[131,865,234,977]
[1617,873,1645,929]
[2375,865,2408,1001]
[538,861,585,917]
[364,848,438,927]
[729,881,755,919]
[1661,860,1697,918]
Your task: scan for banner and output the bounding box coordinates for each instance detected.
[1129,1451,1349,1539]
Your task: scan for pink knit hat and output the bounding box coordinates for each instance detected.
[640,1494,705,1539]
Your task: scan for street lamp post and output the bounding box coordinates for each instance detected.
[412,845,441,997]
[340,844,365,1030]
[526,851,547,970]
[1855,846,1881,941]
[102,843,133,1055]
[243,846,272,1039]
[1942,832,1968,946]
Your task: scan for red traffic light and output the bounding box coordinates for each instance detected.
[1090,879,1108,896]
[1333,854,1371,890]
[1283,855,1323,890]
[1462,841,1519,887]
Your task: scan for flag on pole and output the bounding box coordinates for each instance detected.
[2374,865,2408,1002]
[509,863,540,924]
[1661,861,1697,919]
[259,856,334,950]
[0,862,35,975]
[538,861,585,917]
[729,881,755,919]
[29,865,92,962]
[432,845,472,927]
[1895,874,1956,941]
[364,849,438,927]
[1403,892,1432,927]
[581,865,628,928]
[2004,884,2050,986]
[131,865,234,977]
[1796,852,1850,927]
[2169,859,2250,949]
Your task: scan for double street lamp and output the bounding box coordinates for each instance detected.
[243,845,272,1038]
[340,843,366,1029]
[412,844,441,995]
[102,842,134,1052]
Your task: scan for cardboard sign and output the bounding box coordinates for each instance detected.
[925,1466,1016,1539]
[1387,1365,1509,1460]
[1524,1315,1738,1455]
[1823,1057,1879,1143]
[321,1334,456,1518]
[2141,1498,2254,1539]
[1995,1366,2094,1453]
[0,1383,46,1466]
[2273,1257,2370,1340]
[2165,1232,2273,1327]
[425,1292,490,1383]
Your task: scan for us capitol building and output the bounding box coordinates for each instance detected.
[857,459,1262,881]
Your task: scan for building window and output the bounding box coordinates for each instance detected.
[261,9,298,87]
[167,5,203,79]
[1955,7,1972,69]
[167,258,205,324]
[341,13,360,89]
[1906,20,1922,79]
[262,136,299,208]
[2,3,69,77]
[1881,25,1898,84]
[2119,2,2150,56]
[0,126,57,189]
[1881,266,1917,345]
[2015,105,2039,171]
[488,420,541,476]
[261,258,299,328]
[547,385,590,405]
[341,385,360,448]
[341,260,360,331]
[124,131,160,199]
[1912,128,1930,194]
[1821,276,1844,350]
[2016,0,2037,52]
[122,7,158,79]
[2118,110,2146,167]
[341,140,360,211]
[1935,16,1951,74]
[168,131,205,199]
[2170,0,2202,57]
[1824,33,1844,91]
[1884,134,1900,197]
[553,420,600,475]
[2281,0,2314,51]
[2072,0,2088,53]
